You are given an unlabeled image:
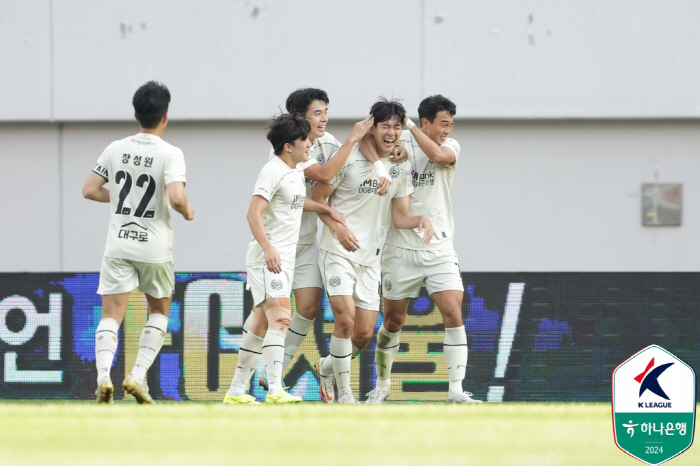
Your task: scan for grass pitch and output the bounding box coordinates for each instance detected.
[0,401,696,466]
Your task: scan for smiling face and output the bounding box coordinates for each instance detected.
[371,115,402,157]
[286,137,312,165]
[421,110,454,145]
[304,100,328,141]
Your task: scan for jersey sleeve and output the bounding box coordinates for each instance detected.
[92,148,110,181]
[441,138,460,166]
[164,149,187,185]
[392,164,415,199]
[251,164,280,201]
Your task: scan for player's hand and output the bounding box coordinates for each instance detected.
[264,247,282,273]
[390,145,408,164]
[183,204,195,221]
[334,225,360,252]
[328,207,346,227]
[376,176,391,196]
[350,115,374,143]
[417,216,438,244]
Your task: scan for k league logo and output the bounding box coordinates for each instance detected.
[612,345,696,465]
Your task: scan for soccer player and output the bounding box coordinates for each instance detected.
[224,114,346,404]
[312,98,437,404]
[82,81,194,404]
[240,88,394,392]
[365,95,482,404]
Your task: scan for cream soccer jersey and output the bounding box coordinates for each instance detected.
[319,145,413,267]
[268,132,341,245]
[385,131,460,251]
[245,156,306,270]
[92,133,186,263]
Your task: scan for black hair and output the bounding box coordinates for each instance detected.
[418,95,456,123]
[369,97,406,127]
[267,114,311,156]
[285,88,330,117]
[132,81,171,129]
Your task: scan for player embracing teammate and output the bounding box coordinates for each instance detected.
[366,95,481,404]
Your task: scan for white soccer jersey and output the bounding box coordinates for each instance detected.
[245,156,306,270]
[92,133,186,263]
[385,130,460,251]
[319,145,413,267]
[268,132,341,245]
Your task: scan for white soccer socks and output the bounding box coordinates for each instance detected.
[229,331,263,396]
[444,325,468,396]
[131,313,169,383]
[282,312,313,373]
[262,330,286,394]
[375,325,401,392]
[95,318,120,385]
[331,335,353,396]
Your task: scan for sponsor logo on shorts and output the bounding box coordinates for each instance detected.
[270,279,283,290]
[329,276,341,287]
[384,279,393,291]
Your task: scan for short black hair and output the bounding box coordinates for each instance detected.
[267,114,311,156]
[418,95,456,123]
[285,88,329,117]
[133,81,171,129]
[369,97,406,127]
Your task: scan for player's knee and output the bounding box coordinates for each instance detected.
[353,333,371,350]
[441,308,463,328]
[265,306,291,331]
[334,313,354,335]
[383,313,405,332]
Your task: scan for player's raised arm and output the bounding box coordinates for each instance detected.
[82,172,110,202]
[246,195,281,273]
[404,115,456,165]
[390,195,438,244]
[167,181,195,220]
[304,115,374,185]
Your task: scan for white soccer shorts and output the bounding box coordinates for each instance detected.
[292,242,323,289]
[246,265,294,307]
[381,245,464,300]
[318,249,381,311]
[97,257,174,298]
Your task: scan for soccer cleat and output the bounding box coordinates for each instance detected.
[258,371,269,391]
[313,357,335,403]
[337,391,359,404]
[223,392,259,405]
[265,389,302,404]
[95,378,114,404]
[122,374,155,404]
[365,387,390,404]
[446,391,483,404]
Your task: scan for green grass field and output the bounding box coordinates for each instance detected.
[0,401,696,466]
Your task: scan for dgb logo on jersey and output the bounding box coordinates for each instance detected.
[612,345,696,465]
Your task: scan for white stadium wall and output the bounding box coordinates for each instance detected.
[1,1,700,272]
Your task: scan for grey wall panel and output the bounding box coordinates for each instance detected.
[0,1,52,120]
[423,0,700,118]
[459,121,700,271]
[0,125,60,271]
[4,120,700,272]
[51,0,422,121]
